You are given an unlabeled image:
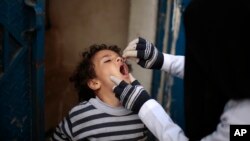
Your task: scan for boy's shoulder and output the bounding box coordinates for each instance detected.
[68,100,95,115]
[79,101,89,105]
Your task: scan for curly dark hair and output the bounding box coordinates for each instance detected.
[70,44,125,102]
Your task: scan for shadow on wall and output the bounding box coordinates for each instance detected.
[44,0,130,139]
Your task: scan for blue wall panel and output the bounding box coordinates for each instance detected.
[0,47,31,140]
[153,0,191,131]
[0,0,45,140]
[169,0,190,131]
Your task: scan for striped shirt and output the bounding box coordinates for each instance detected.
[51,97,149,141]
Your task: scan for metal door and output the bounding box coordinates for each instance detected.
[0,0,45,140]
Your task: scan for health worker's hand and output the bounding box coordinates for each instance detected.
[123,37,164,70]
[110,74,151,113]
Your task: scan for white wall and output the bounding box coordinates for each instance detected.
[128,0,158,92]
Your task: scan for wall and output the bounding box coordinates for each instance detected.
[127,0,158,92]
[45,0,130,135]
[45,0,158,138]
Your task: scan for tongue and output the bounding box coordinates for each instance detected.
[120,65,125,75]
[120,65,128,75]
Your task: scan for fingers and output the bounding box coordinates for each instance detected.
[129,37,147,46]
[137,50,146,59]
[127,57,139,63]
[123,37,148,64]
[123,38,139,52]
[123,50,139,63]
[136,44,147,50]
[110,76,129,90]
[122,50,137,58]
[123,37,147,57]
[124,38,147,53]
[128,38,139,47]
[138,37,146,44]
[123,43,137,52]
[123,43,147,57]
[123,49,145,62]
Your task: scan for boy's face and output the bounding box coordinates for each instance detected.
[91,49,130,91]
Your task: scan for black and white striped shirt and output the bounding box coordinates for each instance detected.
[51,97,149,141]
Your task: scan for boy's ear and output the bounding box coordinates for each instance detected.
[87,79,101,90]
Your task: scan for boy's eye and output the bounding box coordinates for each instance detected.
[104,59,111,63]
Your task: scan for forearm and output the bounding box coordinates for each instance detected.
[161,54,185,79]
[139,99,188,141]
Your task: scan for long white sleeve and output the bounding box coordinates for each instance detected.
[139,99,250,141]
[139,99,188,141]
[161,54,185,79]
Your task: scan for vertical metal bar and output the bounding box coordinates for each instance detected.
[165,0,190,131]
[31,0,45,140]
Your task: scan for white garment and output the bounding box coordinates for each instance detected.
[139,99,250,141]
[161,54,184,79]
[139,54,250,141]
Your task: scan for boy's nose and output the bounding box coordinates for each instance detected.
[116,57,123,63]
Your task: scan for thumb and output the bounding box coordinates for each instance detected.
[110,75,122,85]
[110,75,123,90]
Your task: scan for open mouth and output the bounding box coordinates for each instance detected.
[120,64,129,76]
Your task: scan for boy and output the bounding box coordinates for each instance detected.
[51,44,150,141]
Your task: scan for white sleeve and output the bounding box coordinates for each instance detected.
[161,54,185,79]
[139,99,188,141]
[139,99,250,141]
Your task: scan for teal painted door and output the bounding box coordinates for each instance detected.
[0,0,45,140]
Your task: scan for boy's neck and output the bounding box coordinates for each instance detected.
[96,89,121,107]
